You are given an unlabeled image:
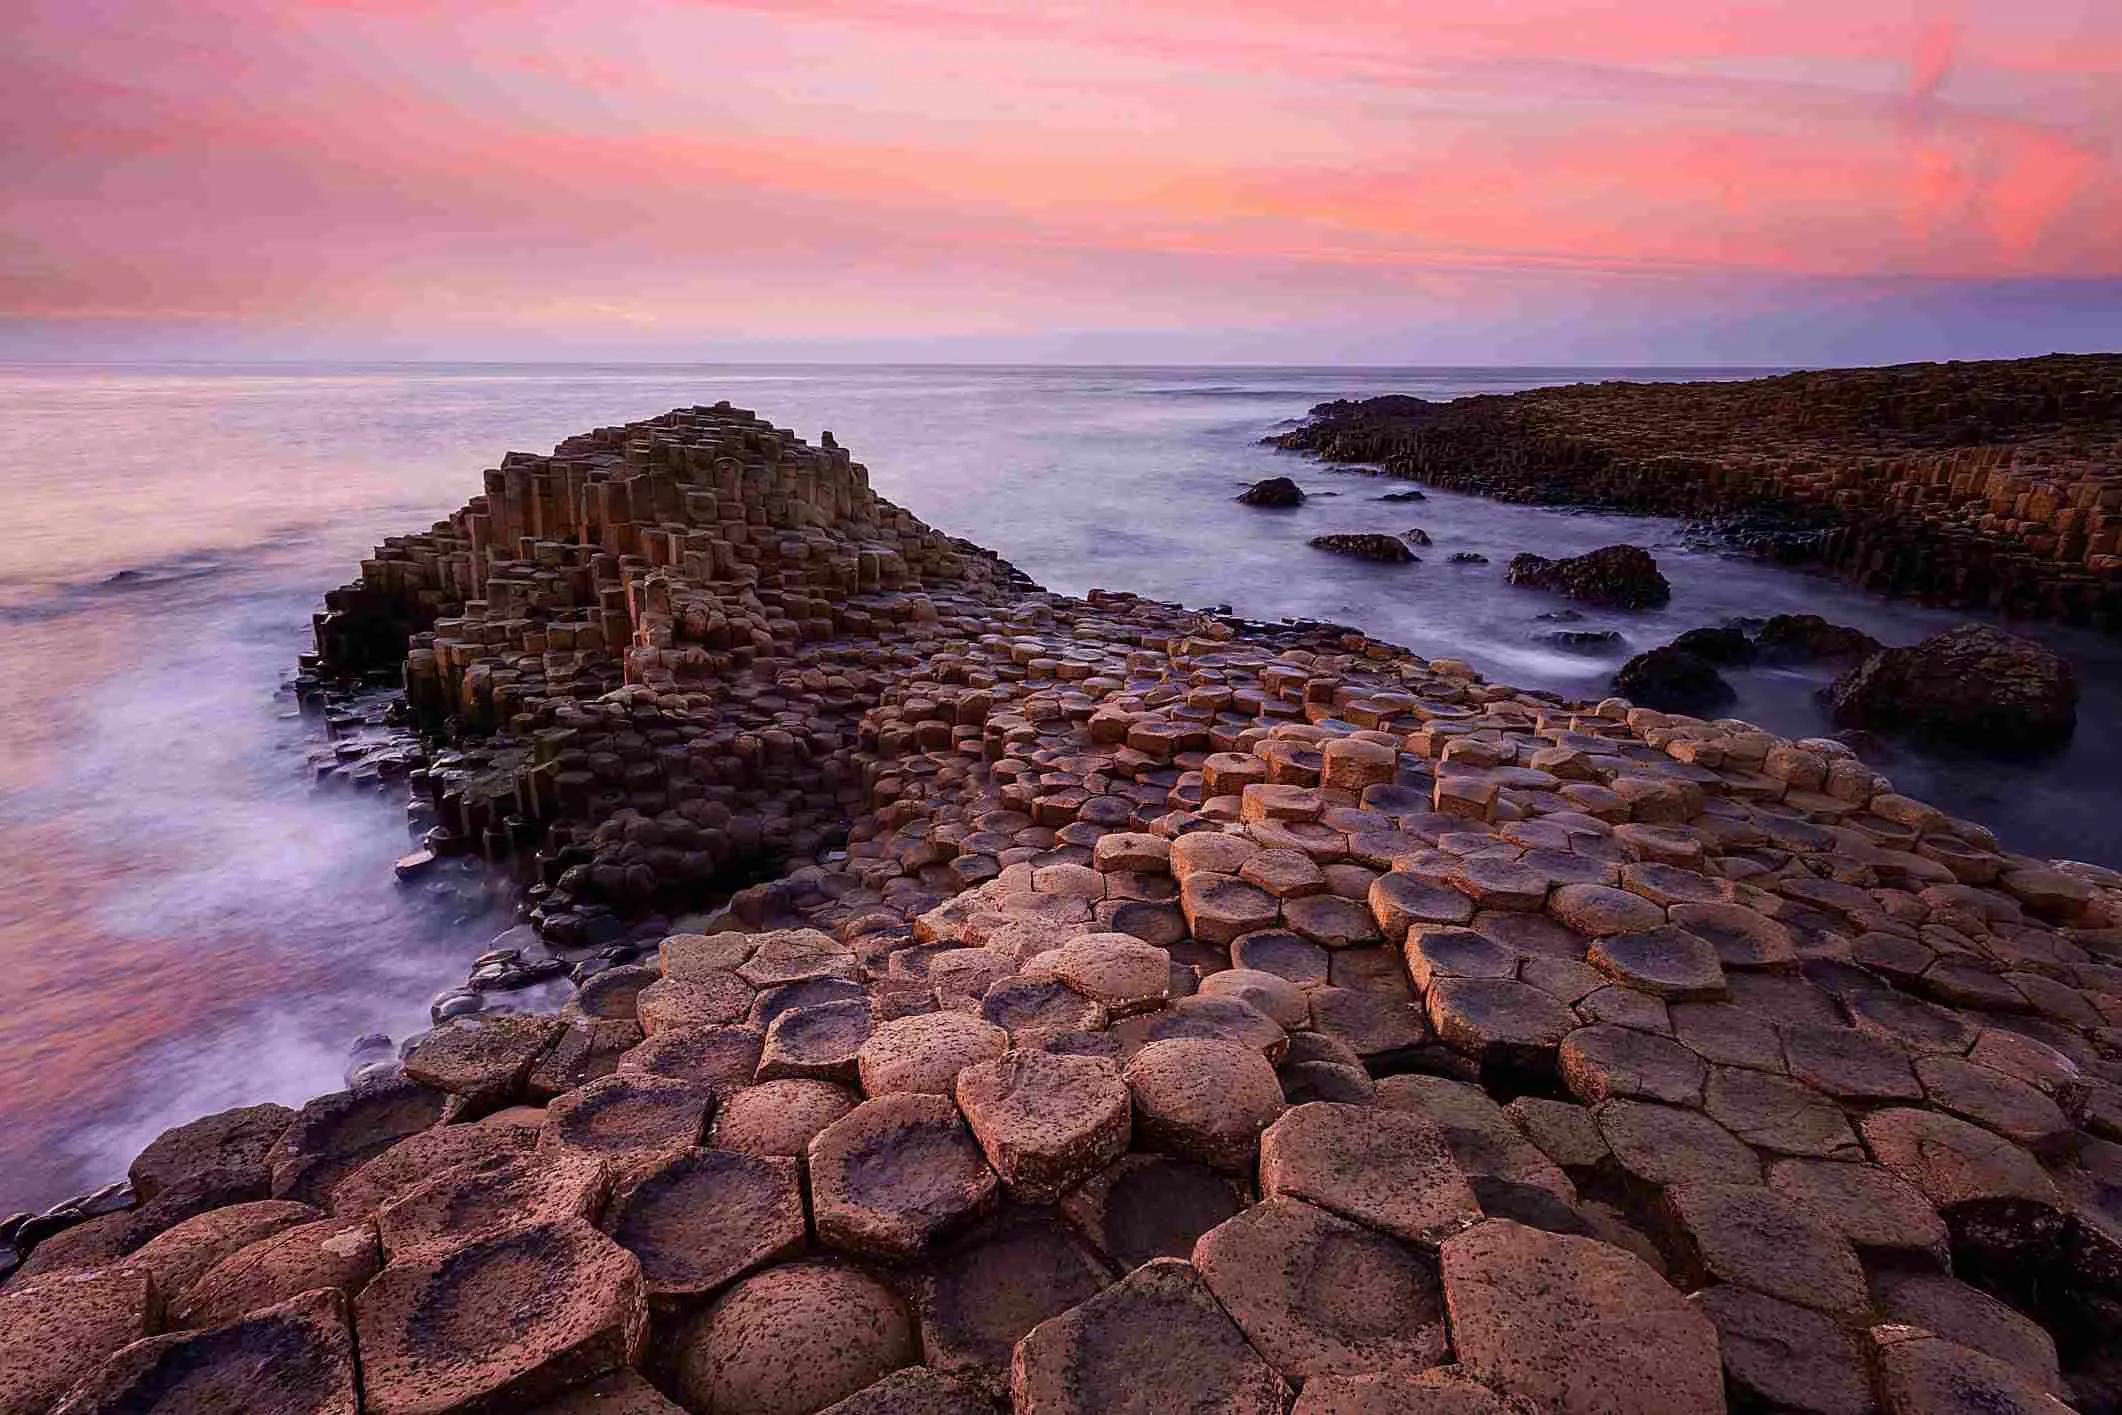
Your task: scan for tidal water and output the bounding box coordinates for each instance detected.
[3,362,2117,1213]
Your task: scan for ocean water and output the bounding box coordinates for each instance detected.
[2,361,2117,1214]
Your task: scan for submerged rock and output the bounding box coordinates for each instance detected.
[1506,545,1671,609]
[1828,624,2078,752]
[1613,647,1735,714]
[1308,535,1417,564]
[1374,488,1427,502]
[1237,477,1305,508]
[1449,552,1489,564]
[1539,630,1623,654]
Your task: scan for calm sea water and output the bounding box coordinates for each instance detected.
[3,362,2117,1213]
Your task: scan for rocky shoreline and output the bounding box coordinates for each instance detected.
[5,404,2122,1413]
[1269,355,2122,629]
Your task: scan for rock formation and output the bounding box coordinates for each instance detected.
[1237,477,1305,508]
[1506,545,1672,610]
[7,406,2122,1413]
[1273,355,2122,628]
[1307,534,1417,564]
[1829,625,2081,752]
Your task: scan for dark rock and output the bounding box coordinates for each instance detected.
[1669,624,1755,664]
[1506,545,1671,609]
[1538,629,1622,654]
[1828,624,2078,752]
[1374,489,1427,502]
[1612,647,1734,714]
[1448,552,1489,564]
[1754,613,1881,663]
[1238,477,1306,508]
[1308,534,1417,564]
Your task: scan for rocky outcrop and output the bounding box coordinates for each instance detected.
[1611,646,1735,715]
[1828,624,2080,752]
[1273,355,2122,628]
[1308,535,1416,564]
[1505,545,1671,610]
[1237,477,1305,508]
[10,407,2122,1412]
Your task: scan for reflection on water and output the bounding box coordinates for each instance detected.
[2,361,2117,1212]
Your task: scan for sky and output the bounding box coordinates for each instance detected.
[3,0,2119,364]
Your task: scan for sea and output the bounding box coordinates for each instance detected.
[3,362,2117,1214]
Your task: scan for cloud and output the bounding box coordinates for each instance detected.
[2,0,2117,356]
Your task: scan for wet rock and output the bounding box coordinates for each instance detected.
[1193,1195,1449,1384]
[1308,534,1417,563]
[1058,1153,1246,1270]
[129,1103,294,1202]
[1008,1258,1289,1415]
[1123,1037,1285,1173]
[1237,476,1306,507]
[955,1050,1131,1202]
[1441,1218,1723,1414]
[1828,624,2079,752]
[1611,646,1733,714]
[1505,545,1671,610]
[808,1093,998,1258]
[914,1210,1110,1384]
[1755,613,1881,664]
[1259,1102,1481,1249]
[674,1260,914,1415]
[1537,628,1623,654]
[602,1148,805,1305]
[357,1217,644,1413]
[54,1288,358,1415]
[0,1266,158,1415]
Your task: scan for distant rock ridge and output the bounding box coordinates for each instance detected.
[1272,354,2122,628]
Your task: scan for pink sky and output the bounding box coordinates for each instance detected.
[4,0,2118,361]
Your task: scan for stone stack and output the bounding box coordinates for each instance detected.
[8,408,2122,1412]
[1274,354,2122,628]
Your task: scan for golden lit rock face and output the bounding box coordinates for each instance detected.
[22,404,2119,1410]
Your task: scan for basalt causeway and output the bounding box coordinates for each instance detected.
[1272,354,2122,628]
[6,404,2122,1415]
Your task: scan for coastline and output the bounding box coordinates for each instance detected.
[1271,355,2122,629]
[5,400,2121,1411]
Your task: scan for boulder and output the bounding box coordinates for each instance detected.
[1308,534,1417,564]
[1612,646,1734,714]
[1506,545,1671,609]
[1828,624,2078,752]
[1754,613,1881,663]
[1237,477,1305,508]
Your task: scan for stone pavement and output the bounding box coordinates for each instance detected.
[4,407,2121,1413]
